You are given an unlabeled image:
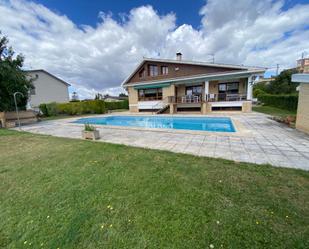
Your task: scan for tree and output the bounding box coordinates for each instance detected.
[253,68,299,96]
[119,93,128,97]
[95,93,103,100]
[71,91,79,102]
[267,68,299,94]
[0,32,33,111]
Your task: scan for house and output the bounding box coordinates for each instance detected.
[292,60,309,134]
[297,57,309,73]
[103,95,128,102]
[26,69,70,109]
[255,76,276,85]
[122,53,266,114]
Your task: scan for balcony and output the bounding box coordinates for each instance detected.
[206,93,247,102]
[168,93,247,104]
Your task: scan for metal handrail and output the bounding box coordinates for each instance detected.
[151,96,172,114]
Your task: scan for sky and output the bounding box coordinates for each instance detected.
[0,0,308,99]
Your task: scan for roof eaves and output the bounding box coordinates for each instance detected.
[142,57,266,71]
[123,69,265,88]
[25,69,71,86]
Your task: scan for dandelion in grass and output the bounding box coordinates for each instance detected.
[24,241,27,245]
[210,244,214,248]
[256,221,259,224]
[109,224,113,228]
[286,215,289,218]
[216,220,220,224]
[47,215,50,219]
[101,224,104,229]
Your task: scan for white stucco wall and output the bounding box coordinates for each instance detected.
[27,71,70,108]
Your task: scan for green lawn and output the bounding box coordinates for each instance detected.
[253,105,296,117]
[0,130,308,248]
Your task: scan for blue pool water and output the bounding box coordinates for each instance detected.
[74,116,235,132]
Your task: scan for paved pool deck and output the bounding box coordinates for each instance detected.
[16,112,309,170]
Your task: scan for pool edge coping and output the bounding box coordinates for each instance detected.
[62,114,252,137]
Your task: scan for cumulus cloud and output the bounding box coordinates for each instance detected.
[0,0,308,98]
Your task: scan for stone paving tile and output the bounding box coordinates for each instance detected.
[17,112,309,170]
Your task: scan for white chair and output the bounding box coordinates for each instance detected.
[209,93,215,101]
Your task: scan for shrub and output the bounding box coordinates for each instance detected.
[258,94,298,111]
[105,99,129,110]
[39,103,48,116]
[39,100,106,116]
[84,123,96,131]
[46,102,58,116]
[253,88,266,98]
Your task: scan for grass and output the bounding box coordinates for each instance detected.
[0,129,308,248]
[253,105,296,118]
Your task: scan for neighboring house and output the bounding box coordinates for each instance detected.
[26,69,70,108]
[103,96,128,102]
[255,76,276,85]
[292,68,309,134]
[297,57,309,73]
[122,53,266,114]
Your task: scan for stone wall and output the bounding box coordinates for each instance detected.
[127,86,139,112]
[296,83,309,134]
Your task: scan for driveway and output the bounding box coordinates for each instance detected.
[16,112,309,170]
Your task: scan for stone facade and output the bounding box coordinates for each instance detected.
[128,87,139,112]
[296,83,309,134]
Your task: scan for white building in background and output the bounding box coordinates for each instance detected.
[26,69,70,108]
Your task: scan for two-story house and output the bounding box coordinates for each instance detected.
[122,53,266,114]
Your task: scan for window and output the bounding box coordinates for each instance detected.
[218,82,239,94]
[148,65,158,77]
[139,68,145,78]
[186,85,203,96]
[138,88,162,101]
[161,66,168,75]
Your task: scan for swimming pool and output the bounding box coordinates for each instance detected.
[74,116,236,132]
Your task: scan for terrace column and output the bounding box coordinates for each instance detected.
[204,81,209,101]
[247,76,253,100]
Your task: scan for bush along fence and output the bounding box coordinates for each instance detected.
[105,99,128,110]
[39,99,128,117]
[258,94,298,111]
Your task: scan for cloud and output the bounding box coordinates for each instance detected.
[0,0,308,98]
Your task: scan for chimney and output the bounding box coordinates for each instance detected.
[176,52,182,61]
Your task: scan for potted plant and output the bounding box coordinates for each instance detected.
[82,123,100,140]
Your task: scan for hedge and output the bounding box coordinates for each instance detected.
[39,100,106,116]
[105,99,129,110]
[39,99,129,117]
[258,94,298,111]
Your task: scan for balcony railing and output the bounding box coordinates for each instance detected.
[138,96,163,101]
[139,94,248,104]
[206,93,247,102]
[168,94,247,103]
